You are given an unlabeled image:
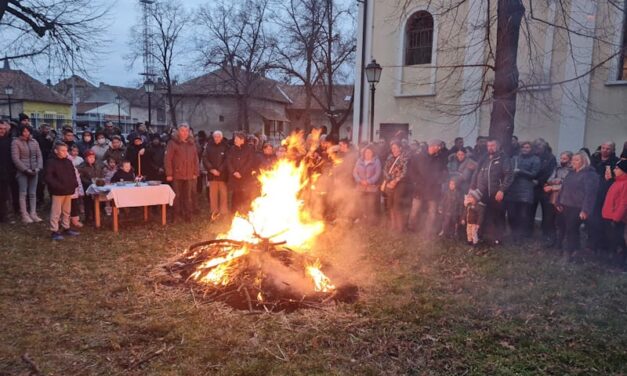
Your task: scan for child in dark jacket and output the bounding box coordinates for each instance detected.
[464,189,486,245]
[439,179,464,237]
[110,160,136,183]
[44,142,80,240]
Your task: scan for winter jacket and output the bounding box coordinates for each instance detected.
[110,169,136,183]
[545,165,572,205]
[226,144,255,187]
[602,174,627,223]
[353,157,382,193]
[126,143,147,175]
[447,155,478,193]
[470,152,513,201]
[0,134,15,181]
[591,153,619,207]
[557,166,599,214]
[536,152,557,187]
[506,153,541,203]
[77,140,94,157]
[258,154,277,171]
[35,133,54,162]
[11,137,43,173]
[91,143,110,165]
[164,132,199,180]
[144,144,166,181]
[383,153,409,185]
[408,150,447,201]
[202,139,229,182]
[45,156,79,196]
[78,162,102,187]
[102,146,126,166]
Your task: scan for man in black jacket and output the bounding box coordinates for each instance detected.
[470,138,513,245]
[226,132,254,214]
[203,130,230,219]
[45,142,80,240]
[0,120,15,222]
[408,139,447,237]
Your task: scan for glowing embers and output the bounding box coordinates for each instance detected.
[164,159,357,311]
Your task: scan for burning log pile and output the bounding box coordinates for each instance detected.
[164,236,357,312]
[160,159,358,312]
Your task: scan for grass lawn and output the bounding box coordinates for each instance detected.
[0,211,626,375]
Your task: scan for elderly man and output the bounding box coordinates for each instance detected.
[165,123,199,223]
[203,130,229,221]
[408,139,447,237]
[469,138,513,246]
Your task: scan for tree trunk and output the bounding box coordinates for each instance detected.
[488,0,525,156]
[166,85,177,127]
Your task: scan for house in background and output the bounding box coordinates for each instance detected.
[353,0,627,151]
[281,84,354,140]
[0,60,71,128]
[171,68,292,142]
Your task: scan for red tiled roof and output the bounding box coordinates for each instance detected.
[172,68,291,104]
[0,69,71,104]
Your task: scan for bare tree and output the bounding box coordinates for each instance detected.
[391,0,624,153]
[194,0,277,133]
[0,0,110,74]
[127,0,191,127]
[275,0,356,138]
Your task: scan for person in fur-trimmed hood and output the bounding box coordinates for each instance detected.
[165,124,199,222]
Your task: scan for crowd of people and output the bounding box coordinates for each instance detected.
[0,113,625,267]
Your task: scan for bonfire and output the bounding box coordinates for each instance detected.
[164,159,357,312]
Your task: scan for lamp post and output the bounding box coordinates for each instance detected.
[144,79,154,127]
[365,59,382,142]
[4,85,14,120]
[114,95,122,131]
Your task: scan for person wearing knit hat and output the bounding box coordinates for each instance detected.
[601,158,627,266]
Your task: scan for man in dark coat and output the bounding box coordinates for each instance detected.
[470,138,514,245]
[505,141,540,240]
[588,141,620,253]
[144,134,166,182]
[35,123,54,207]
[532,140,557,240]
[226,132,255,214]
[165,124,199,222]
[203,130,230,219]
[0,120,15,222]
[408,139,447,237]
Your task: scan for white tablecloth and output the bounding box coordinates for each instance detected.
[86,183,176,208]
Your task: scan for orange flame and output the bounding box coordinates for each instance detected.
[190,157,334,292]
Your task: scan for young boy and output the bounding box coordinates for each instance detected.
[44,142,80,240]
[110,160,136,183]
[464,189,485,246]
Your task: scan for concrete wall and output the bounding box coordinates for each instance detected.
[357,0,627,151]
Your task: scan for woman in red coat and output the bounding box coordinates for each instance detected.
[602,159,627,265]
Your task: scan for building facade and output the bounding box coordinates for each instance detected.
[1,65,71,128]
[352,0,627,152]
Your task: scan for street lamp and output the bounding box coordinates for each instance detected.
[365,59,382,142]
[114,95,122,131]
[144,78,154,127]
[4,85,14,120]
